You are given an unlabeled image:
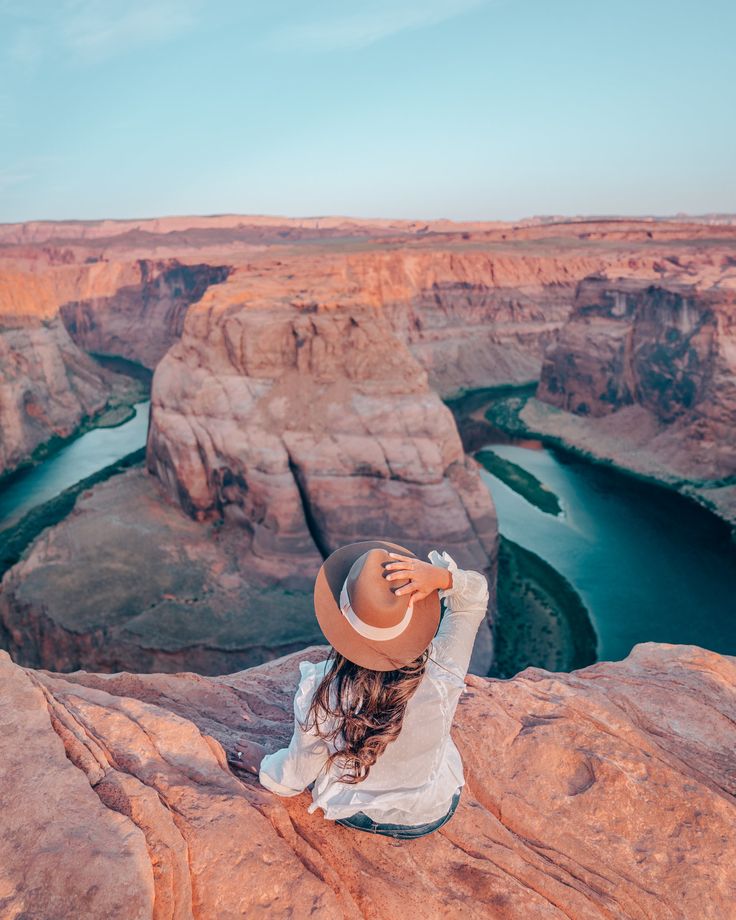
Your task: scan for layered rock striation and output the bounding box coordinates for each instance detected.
[3,215,736,675]
[527,276,736,530]
[2,640,734,918]
[0,313,143,478]
[59,260,231,369]
[0,252,230,475]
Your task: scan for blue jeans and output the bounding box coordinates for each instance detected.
[335,787,461,839]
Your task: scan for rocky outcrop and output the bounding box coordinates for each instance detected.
[538,279,732,436]
[2,640,734,918]
[145,263,499,670]
[525,277,736,531]
[0,466,323,675]
[4,215,736,676]
[59,260,231,369]
[343,249,600,395]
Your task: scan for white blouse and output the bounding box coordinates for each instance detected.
[258,549,490,825]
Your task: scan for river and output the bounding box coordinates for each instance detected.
[2,389,734,669]
[0,400,151,530]
[477,438,736,664]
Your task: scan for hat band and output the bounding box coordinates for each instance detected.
[339,578,414,641]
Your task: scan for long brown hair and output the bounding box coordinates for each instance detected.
[299,644,431,785]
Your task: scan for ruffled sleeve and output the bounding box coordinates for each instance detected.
[293,660,322,722]
[427,549,489,686]
[258,659,330,797]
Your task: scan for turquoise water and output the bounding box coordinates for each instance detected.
[0,400,150,529]
[1,393,734,667]
[479,442,736,664]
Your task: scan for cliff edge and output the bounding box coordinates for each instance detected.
[2,641,734,919]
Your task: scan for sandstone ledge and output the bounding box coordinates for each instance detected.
[2,641,734,919]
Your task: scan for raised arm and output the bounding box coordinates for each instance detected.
[383,549,490,684]
[426,549,490,684]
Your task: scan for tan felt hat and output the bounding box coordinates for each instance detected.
[313,539,441,672]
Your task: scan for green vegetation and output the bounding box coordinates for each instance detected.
[483,393,534,435]
[490,536,598,679]
[443,381,538,417]
[475,448,562,515]
[0,448,146,580]
[0,389,148,491]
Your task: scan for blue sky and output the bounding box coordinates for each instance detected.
[1,0,734,222]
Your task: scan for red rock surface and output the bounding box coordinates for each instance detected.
[59,260,231,369]
[2,640,734,919]
[0,313,142,476]
[3,213,735,474]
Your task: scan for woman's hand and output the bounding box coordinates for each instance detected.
[383,551,452,604]
[230,738,268,775]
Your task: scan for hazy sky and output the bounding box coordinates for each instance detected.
[1,0,734,222]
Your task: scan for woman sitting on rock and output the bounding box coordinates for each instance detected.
[232,540,489,840]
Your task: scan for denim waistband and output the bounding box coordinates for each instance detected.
[335,787,462,839]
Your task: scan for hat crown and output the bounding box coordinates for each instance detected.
[346,548,411,628]
[313,538,441,672]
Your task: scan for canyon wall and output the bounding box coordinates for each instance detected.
[3,216,736,675]
[526,275,736,529]
[0,314,143,477]
[59,260,231,369]
[2,640,734,918]
[0,254,230,476]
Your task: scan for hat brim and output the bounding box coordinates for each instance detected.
[314,539,441,671]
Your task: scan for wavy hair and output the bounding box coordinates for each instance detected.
[298,644,432,785]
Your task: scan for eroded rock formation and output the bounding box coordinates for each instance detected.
[2,641,734,918]
[3,214,736,674]
[59,260,231,369]
[527,276,736,531]
[0,252,229,475]
[0,313,143,477]
[144,263,499,671]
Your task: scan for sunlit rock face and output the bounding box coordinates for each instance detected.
[4,214,736,675]
[59,260,231,369]
[0,254,228,475]
[536,277,736,481]
[2,641,734,919]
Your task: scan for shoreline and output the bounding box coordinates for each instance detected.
[489,535,598,679]
[0,364,149,491]
[0,448,146,581]
[487,394,736,544]
[446,383,736,544]
[444,385,598,678]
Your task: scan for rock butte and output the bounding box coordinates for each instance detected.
[1,214,736,676]
[1,641,735,919]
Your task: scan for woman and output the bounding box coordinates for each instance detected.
[232,539,489,840]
